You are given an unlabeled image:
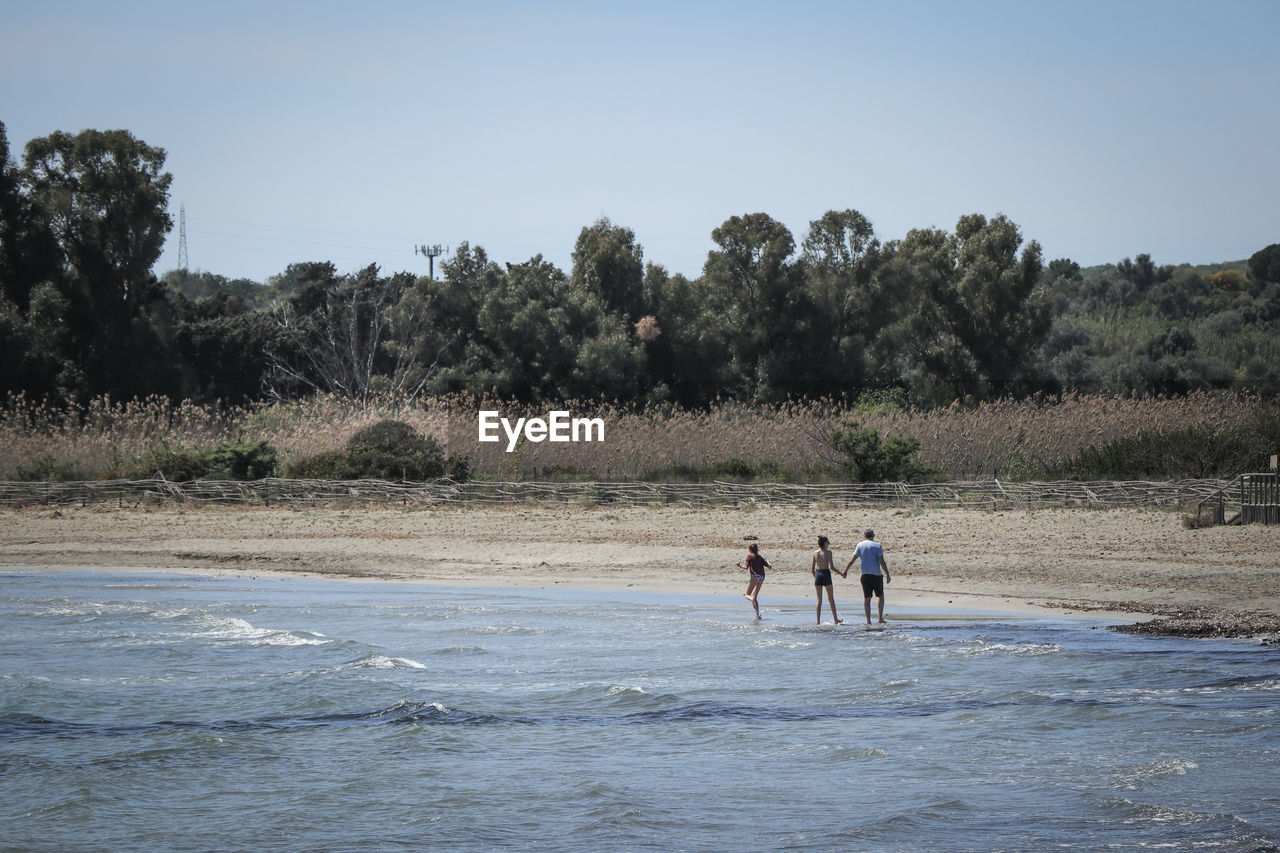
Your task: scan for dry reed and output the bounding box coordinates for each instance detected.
[1,391,1273,482]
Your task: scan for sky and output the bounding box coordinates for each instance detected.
[3,0,1278,283]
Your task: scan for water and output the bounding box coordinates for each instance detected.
[2,569,1278,853]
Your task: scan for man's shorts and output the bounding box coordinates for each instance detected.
[860,573,884,598]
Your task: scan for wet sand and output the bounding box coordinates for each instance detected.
[3,504,1278,638]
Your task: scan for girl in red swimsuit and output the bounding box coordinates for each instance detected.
[738,543,770,619]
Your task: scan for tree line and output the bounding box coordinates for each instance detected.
[4,122,1279,411]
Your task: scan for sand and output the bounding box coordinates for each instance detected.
[2,504,1279,638]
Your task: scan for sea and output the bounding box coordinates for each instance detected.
[1,568,1278,853]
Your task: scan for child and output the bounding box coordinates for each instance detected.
[737,543,770,619]
[812,535,843,625]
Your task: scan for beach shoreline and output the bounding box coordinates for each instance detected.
[3,504,1278,638]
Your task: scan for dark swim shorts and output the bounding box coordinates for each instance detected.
[860,573,885,598]
[814,568,833,587]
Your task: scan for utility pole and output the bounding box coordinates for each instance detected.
[415,244,446,279]
[178,204,189,271]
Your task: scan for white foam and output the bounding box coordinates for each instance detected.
[604,684,647,698]
[357,654,427,670]
[1108,759,1199,791]
[191,614,329,646]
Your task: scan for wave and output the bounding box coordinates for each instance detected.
[464,624,548,637]
[428,645,487,656]
[1107,759,1199,791]
[1,687,1142,744]
[277,653,429,681]
[348,654,427,671]
[1190,673,1280,693]
[951,638,1063,657]
[190,614,329,647]
[1100,796,1264,841]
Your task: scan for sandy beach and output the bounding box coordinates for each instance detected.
[3,504,1279,638]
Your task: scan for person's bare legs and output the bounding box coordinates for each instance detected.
[745,578,762,618]
[825,585,842,624]
[877,592,886,624]
[815,586,824,624]
[864,596,873,626]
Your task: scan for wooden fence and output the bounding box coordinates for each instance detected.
[0,477,1233,511]
[1241,473,1279,525]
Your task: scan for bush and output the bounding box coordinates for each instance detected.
[640,457,794,483]
[11,454,91,482]
[112,440,281,481]
[205,440,279,480]
[828,421,938,483]
[115,445,212,481]
[285,419,468,481]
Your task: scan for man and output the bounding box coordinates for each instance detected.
[846,528,891,626]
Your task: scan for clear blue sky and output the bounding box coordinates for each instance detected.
[3,0,1277,283]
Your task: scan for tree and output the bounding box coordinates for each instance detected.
[944,213,1048,396]
[1151,268,1211,319]
[15,127,175,401]
[265,263,442,405]
[23,129,172,323]
[1248,243,1280,286]
[868,227,970,401]
[1114,253,1170,296]
[464,255,583,400]
[162,268,265,305]
[570,217,646,321]
[170,292,281,404]
[702,213,799,400]
[1,122,61,311]
[796,209,882,397]
[866,214,1048,402]
[638,263,730,406]
[421,242,504,396]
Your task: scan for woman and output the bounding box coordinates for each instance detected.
[811,535,844,625]
[738,543,770,619]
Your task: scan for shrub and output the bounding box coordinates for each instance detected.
[828,421,938,483]
[284,450,351,480]
[111,440,281,481]
[11,454,91,482]
[205,440,279,480]
[285,419,468,481]
[115,446,212,481]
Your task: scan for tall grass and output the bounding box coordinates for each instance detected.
[2,391,1276,482]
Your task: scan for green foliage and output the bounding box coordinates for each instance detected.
[115,445,212,481]
[112,440,281,481]
[205,440,279,480]
[852,387,909,415]
[1,119,1275,412]
[702,212,800,401]
[828,421,938,483]
[1248,243,1280,286]
[285,419,469,481]
[10,453,90,482]
[640,457,792,483]
[570,217,645,320]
